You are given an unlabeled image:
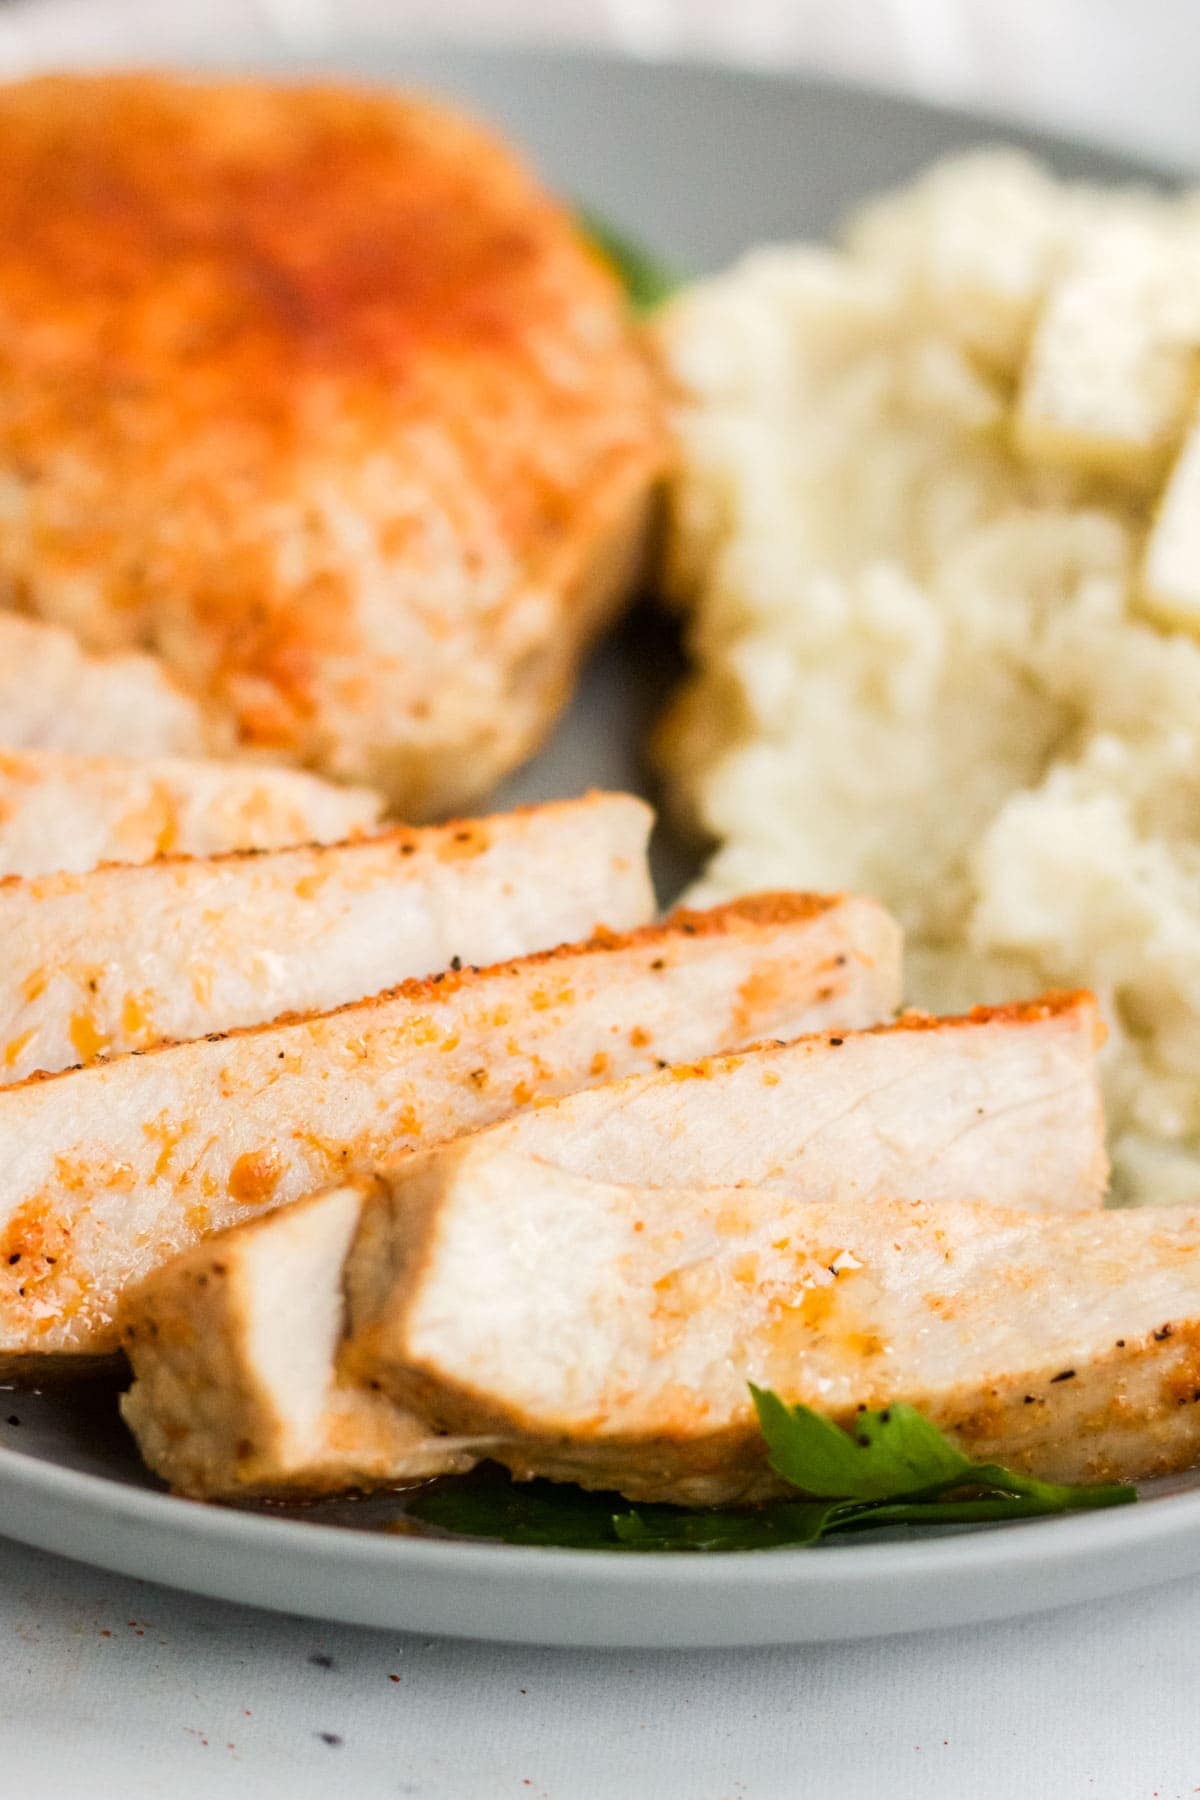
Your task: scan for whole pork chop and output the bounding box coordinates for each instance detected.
[0,74,668,814]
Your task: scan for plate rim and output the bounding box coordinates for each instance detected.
[5,1425,1200,1585]
[6,1427,1200,1646]
[197,34,1188,181]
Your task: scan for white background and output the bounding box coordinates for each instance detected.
[3,1525,1200,1799]
[2,0,1200,167]
[1,4,1198,1795]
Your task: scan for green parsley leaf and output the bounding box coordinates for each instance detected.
[394,1388,1136,1553]
[751,1387,972,1499]
[948,1462,1134,1512]
[614,1499,834,1552]
[574,207,681,313]
[402,1463,625,1549]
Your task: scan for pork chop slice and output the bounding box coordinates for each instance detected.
[401,993,1107,1214]
[0,792,653,1080]
[0,614,210,757]
[0,890,900,1368]
[0,749,382,876]
[115,990,1098,1499]
[342,1146,1200,1504]
[120,1180,474,1499]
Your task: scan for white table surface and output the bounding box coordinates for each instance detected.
[1,1527,1198,1799]
[2,5,1200,1794]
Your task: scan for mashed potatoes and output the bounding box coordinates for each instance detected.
[658,152,1200,1205]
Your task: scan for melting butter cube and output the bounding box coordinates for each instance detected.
[1015,221,1200,484]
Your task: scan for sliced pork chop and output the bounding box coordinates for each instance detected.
[120,1181,473,1499]
[0,792,653,1080]
[342,1147,1200,1505]
[0,614,210,757]
[399,993,1106,1214]
[0,749,382,877]
[0,891,900,1368]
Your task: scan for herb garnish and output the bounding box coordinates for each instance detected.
[575,207,681,313]
[400,1386,1134,1552]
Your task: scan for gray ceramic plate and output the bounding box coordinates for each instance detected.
[1,43,1194,1649]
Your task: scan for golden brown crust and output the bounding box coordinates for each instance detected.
[664,891,840,931]
[887,990,1099,1032]
[585,991,1099,1094]
[0,74,669,810]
